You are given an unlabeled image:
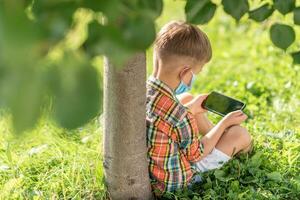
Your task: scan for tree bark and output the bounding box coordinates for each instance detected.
[103,53,153,200]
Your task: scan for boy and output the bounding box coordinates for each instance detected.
[146,20,252,196]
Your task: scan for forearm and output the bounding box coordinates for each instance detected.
[194,113,214,135]
[200,121,226,157]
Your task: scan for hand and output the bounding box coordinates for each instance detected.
[220,110,248,128]
[185,94,208,115]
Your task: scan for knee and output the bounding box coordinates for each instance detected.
[226,125,252,148]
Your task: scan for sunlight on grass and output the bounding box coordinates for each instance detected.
[0,113,106,199]
[0,0,300,199]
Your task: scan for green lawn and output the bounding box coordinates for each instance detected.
[1,0,300,199]
[0,115,106,199]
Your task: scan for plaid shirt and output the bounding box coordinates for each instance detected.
[146,75,204,195]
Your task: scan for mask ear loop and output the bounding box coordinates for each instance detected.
[182,68,195,86]
[188,71,196,87]
[179,66,191,80]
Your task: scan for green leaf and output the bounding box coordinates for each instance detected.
[83,21,106,56]
[31,0,78,42]
[249,152,263,168]
[138,0,163,20]
[222,0,249,21]
[270,23,295,50]
[214,169,225,180]
[249,4,274,22]
[230,180,240,191]
[0,66,7,108]
[85,14,155,65]
[82,0,121,21]
[293,7,300,25]
[0,67,45,134]
[84,21,135,67]
[274,0,295,15]
[0,2,42,65]
[51,53,102,129]
[291,51,300,64]
[185,0,217,24]
[267,171,282,182]
[122,15,156,50]
[9,70,45,134]
[0,1,45,133]
[81,0,110,12]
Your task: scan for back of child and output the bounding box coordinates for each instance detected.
[146,20,252,197]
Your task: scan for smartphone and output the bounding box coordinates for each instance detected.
[202,91,246,117]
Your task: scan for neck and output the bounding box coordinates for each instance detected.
[152,70,179,91]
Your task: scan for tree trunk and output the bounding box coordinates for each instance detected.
[103,53,153,200]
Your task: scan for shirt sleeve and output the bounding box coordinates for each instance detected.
[173,111,204,163]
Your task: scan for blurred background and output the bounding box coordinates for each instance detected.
[0,0,299,199]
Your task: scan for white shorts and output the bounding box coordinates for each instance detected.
[188,148,231,186]
[194,147,231,172]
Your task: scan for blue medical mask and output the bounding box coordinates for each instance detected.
[174,72,196,95]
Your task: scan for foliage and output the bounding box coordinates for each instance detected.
[0,1,103,133]
[0,1,299,198]
[185,0,217,24]
[270,23,295,50]
[1,0,300,133]
[249,3,274,22]
[185,0,300,60]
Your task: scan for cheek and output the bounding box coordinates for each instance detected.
[196,67,203,74]
[182,73,193,85]
[195,64,205,73]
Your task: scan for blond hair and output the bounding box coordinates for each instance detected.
[154,20,212,64]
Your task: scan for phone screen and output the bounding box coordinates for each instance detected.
[202,91,245,116]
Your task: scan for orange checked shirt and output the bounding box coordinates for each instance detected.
[146,75,204,195]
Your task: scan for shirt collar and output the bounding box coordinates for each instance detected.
[147,75,176,99]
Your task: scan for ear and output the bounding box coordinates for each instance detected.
[179,66,191,78]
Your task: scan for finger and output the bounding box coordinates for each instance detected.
[231,113,245,120]
[200,93,209,96]
[203,94,209,99]
[233,110,242,113]
[237,114,247,121]
[237,111,246,117]
[231,110,243,116]
[196,94,208,100]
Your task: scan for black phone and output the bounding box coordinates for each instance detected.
[202,91,246,117]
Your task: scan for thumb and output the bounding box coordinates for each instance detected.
[196,93,208,100]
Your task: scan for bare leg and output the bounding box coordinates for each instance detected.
[215,125,253,157]
[177,93,214,136]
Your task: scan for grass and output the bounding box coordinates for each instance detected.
[1,0,300,199]
[0,114,106,199]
